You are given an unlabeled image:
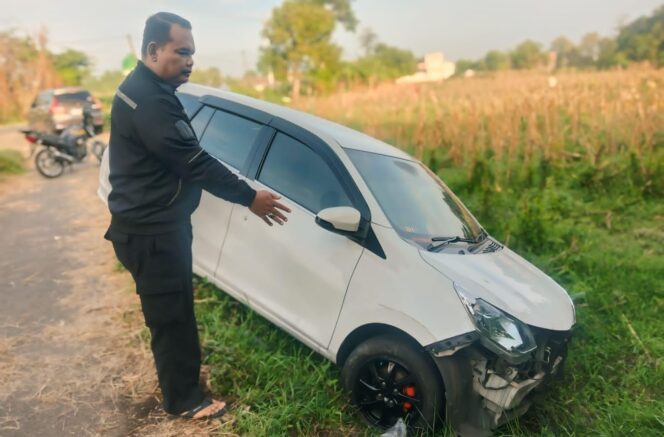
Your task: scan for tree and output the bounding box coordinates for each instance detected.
[577,32,601,67]
[0,29,59,122]
[615,5,664,66]
[353,40,417,86]
[82,70,125,95]
[359,27,378,56]
[596,37,628,69]
[190,66,223,87]
[454,59,480,74]
[550,36,579,69]
[484,50,510,71]
[310,0,357,31]
[52,49,91,86]
[510,40,545,69]
[258,0,356,100]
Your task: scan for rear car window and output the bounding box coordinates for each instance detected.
[198,109,262,170]
[56,91,92,103]
[176,92,203,119]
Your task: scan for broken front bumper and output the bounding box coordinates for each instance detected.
[428,328,572,436]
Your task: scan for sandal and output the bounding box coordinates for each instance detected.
[179,398,227,420]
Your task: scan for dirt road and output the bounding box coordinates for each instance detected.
[0,132,220,436]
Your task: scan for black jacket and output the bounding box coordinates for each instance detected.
[107,61,256,234]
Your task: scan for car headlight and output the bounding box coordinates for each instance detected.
[454,283,536,363]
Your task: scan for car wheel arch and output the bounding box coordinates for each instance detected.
[336,323,429,368]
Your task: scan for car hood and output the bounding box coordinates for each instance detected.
[419,246,575,331]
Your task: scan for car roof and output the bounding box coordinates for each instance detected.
[50,87,90,96]
[179,83,413,161]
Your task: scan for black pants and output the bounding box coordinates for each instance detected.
[104,224,205,414]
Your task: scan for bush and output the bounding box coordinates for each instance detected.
[0,149,25,174]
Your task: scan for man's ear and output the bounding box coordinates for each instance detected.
[147,42,158,61]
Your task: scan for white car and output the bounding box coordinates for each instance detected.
[98,83,575,434]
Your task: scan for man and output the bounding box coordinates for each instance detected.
[104,12,290,420]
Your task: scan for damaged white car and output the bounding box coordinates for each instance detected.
[98,83,575,435]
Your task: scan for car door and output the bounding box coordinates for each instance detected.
[190,106,266,297]
[216,131,365,348]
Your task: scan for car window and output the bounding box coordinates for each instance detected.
[37,92,51,107]
[258,132,352,213]
[190,105,214,140]
[56,91,92,103]
[198,109,261,170]
[176,92,202,119]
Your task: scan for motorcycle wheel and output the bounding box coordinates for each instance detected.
[90,140,107,164]
[35,149,65,178]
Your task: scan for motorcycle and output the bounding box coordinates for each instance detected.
[21,104,107,178]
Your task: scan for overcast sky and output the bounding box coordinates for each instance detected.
[1,0,661,77]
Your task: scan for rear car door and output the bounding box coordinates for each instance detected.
[189,105,269,303]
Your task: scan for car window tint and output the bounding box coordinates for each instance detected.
[176,92,202,119]
[190,105,214,140]
[56,91,92,103]
[198,110,261,170]
[258,133,352,213]
[37,92,50,106]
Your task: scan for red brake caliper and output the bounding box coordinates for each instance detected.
[402,386,416,412]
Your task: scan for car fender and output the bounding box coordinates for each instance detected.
[328,225,475,360]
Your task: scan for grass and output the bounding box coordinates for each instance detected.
[0,149,25,174]
[194,278,366,436]
[189,68,663,436]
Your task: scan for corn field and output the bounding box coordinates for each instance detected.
[297,67,664,175]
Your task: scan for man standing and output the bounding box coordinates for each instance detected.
[104,12,290,420]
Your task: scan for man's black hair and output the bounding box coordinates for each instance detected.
[141,12,192,58]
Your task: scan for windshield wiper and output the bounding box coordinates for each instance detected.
[427,236,478,252]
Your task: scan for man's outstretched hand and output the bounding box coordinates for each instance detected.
[249,190,292,226]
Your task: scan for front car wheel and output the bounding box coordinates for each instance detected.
[340,335,444,432]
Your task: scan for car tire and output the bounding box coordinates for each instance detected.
[340,335,444,432]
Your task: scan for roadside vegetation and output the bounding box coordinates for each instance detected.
[0,149,25,174]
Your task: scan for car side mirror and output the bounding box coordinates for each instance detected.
[315,206,361,235]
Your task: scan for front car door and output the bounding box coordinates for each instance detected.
[217,129,366,349]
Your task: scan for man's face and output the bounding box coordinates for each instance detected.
[151,24,195,86]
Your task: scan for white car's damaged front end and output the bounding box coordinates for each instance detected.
[344,148,575,434]
[428,316,572,435]
[422,251,575,435]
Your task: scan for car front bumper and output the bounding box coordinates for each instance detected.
[429,328,572,436]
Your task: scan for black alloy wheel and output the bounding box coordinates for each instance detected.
[341,335,444,431]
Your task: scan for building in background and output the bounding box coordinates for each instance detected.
[396,52,455,84]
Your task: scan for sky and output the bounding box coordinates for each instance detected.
[1,0,661,77]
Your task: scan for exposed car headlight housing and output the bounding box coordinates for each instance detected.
[454,283,537,363]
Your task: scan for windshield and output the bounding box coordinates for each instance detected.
[346,149,483,249]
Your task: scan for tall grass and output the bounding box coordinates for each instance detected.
[195,68,663,436]
[298,67,664,194]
